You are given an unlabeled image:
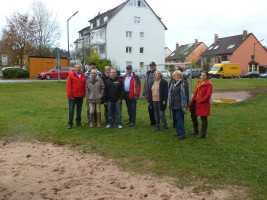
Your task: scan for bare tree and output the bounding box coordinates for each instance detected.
[0,12,38,67]
[30,0,61,55]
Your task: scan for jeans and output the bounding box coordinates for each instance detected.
[68,97,83,126]
[173,109,186,138]
[153,101,168,130]
[108,101,122,126]
[125,93,137,124]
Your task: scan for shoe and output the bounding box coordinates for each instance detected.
[125,121,130,125]
[129,123,135,127]
[67,125,72,129]
[179,137,185,140]
[147,123,156,126]
[191,131,199,135]
[155,127,160,131]
[76,123,84,127]
[106,124,112,128]
[163,129,168,133]
[118,125,122,129]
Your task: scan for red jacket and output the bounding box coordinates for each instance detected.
[66,71,86,99]
[189,80,213,116]
[123,73,141,100]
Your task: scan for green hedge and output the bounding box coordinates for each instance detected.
[2,69,29,79]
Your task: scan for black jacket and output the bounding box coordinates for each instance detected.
[105,76,124,102]
[148,79,168,110]
[169,79,189,110]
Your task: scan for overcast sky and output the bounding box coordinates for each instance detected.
[1,0,267,52]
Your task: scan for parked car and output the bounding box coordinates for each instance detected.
[260,72,267,78]
[159,69,171,79]
[119,69,126,78]
[133,68,146,79]
[183,68,202,78]
[1,67,22,71]
[37,67,72,80]
[240,71,260,78]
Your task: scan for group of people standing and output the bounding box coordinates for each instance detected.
[66,61,213,139]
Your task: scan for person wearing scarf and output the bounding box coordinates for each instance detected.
[85,69,105,127]
[148,70,168,132]
[189,71,213,138]
[168,70,189,140]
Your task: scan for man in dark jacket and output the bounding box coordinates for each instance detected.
[143,62,157,126]
[123,65,141,126]
[101,66,111,123]
[104,68,124,128]
[66,63,86,129]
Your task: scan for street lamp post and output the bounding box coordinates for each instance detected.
[67,11,79,67]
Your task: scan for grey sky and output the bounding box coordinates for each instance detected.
[1,0,267,52]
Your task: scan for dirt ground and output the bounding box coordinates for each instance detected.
[212,88,267,102]
[0,142,240,200]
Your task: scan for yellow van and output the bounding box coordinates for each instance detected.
[208,63,240,78]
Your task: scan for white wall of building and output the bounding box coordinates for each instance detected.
[106,2,165,70]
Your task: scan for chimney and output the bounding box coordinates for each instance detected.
[243,30,247,38]
[97,12,101,16]
[176,43,179,49]
[214,34,218,42]
[194,39,199,47]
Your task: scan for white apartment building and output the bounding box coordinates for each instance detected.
[74,0,167,70]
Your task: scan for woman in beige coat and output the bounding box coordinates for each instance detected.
[85,69,105,127]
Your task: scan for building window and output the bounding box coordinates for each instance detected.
[97,19,100,26]
[227,44,235,49]
[126,31,132,38]
[126,61,132,66]
[140,62,144,68]
[126,46,132,53]
[134,16,141,24]
[140,32,144,39]
[90,23,94,29]
[104,16,108,22]
[128,0,147,8]
[140,47,144,54]
[249,65,253,72]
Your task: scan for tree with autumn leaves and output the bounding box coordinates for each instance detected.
[0,1,61,67]
[1,12,38,67]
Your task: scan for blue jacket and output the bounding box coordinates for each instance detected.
[85,68,102,80]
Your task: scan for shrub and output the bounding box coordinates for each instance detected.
[3,69,29,79]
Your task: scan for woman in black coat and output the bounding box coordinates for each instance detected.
[148,70,168,132]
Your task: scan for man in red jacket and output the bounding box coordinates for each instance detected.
[66,63,86,129]
[123,65,141,126]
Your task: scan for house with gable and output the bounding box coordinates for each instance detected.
[74,0,167,70]
[165,39,208,68]
[201,30,267,74]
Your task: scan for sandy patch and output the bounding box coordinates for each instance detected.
[0,142,237,200]
[212,88,267,102]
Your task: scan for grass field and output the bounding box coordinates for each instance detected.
[0,78,267,199]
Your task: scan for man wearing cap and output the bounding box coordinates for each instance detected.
[123,65,141,126]
[143,62,157,126]
[66,63,86,129]
[85,62,102,123]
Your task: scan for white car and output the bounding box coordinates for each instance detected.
[159,69,171,79]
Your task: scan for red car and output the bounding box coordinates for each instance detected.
[37,67,72,80]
